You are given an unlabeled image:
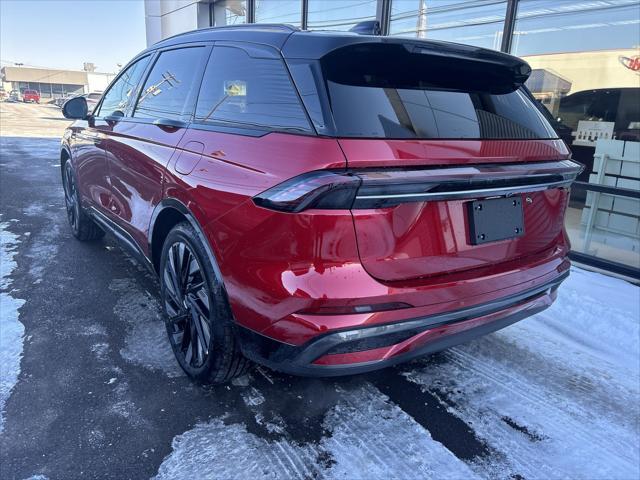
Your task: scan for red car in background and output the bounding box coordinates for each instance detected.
[22,89,40,103]
[60,25,582,383]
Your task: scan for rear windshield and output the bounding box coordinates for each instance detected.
[319,44,558,140]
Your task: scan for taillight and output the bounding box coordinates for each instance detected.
[252,171,360,213]
[253,160,583,213]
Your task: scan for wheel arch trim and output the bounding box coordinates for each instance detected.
[60,144,72,178]
[60,144,72,161]
[149,199,230,302]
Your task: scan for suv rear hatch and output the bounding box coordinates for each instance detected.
[341,139,577,281]
[282,38,581,282]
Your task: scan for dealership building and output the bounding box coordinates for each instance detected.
[144,0,640,279]
[1,66,115,100]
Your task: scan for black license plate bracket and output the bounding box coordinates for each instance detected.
[468,196,525,245]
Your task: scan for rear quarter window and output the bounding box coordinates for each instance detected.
[194,46,312,133]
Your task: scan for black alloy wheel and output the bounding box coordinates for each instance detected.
[63,161,80,234]
[160,222,250,383]
[163,240,213,370]
[61,160,104,241]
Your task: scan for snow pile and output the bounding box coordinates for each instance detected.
[517,267,639,374]
[0,220,25,433]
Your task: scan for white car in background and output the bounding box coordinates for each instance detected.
[8,90,22,102]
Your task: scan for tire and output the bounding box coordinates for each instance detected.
[160,222,250,384]
[62,160,104,241]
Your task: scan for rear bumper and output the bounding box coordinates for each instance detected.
[237,270,568,376]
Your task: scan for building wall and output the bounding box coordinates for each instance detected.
[86,72,116,94]
[524,49,640,95]
[1,66,116,98]
[2,66,88,85]
[144,0,211,46]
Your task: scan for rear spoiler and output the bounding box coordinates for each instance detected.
[283,34,531,93]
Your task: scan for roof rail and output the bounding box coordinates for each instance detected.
[204,23,300,32]
[156,23,300,45]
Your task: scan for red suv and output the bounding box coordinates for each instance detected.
[22,89,40,103]
[60,25,581,383]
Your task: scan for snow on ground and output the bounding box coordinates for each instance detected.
[404,267,640,479]
[110,278,184,378]
[155,383,477,480]
[0,220,25,433]
[155,267,640,479]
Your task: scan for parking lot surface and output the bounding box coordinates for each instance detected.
[1,102,639,480]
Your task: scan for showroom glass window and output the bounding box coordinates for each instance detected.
[388,0,508,50]
[96,56,150,117]
[212,0,247,26]
[134,48,206,121]
[194,46,312,132]
[307,0,377,31]
[255,0,301,26]
[513,0,640,270]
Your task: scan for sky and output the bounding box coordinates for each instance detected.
[0,0,147,73]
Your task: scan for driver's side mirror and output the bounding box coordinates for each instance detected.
[62,96,88,120]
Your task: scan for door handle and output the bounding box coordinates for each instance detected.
[153,118,187,129]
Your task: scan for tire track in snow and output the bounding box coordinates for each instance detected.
[324,384,479,479]
[446,345,638,472]
[367,367,522,479]
[404,354,560,478]
[369,367,494,460]
[155,380,478,480]
[401,322,639,478]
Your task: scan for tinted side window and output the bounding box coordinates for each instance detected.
[134,47,206,121]
[195,46,311,133]
[97,56,150,117]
